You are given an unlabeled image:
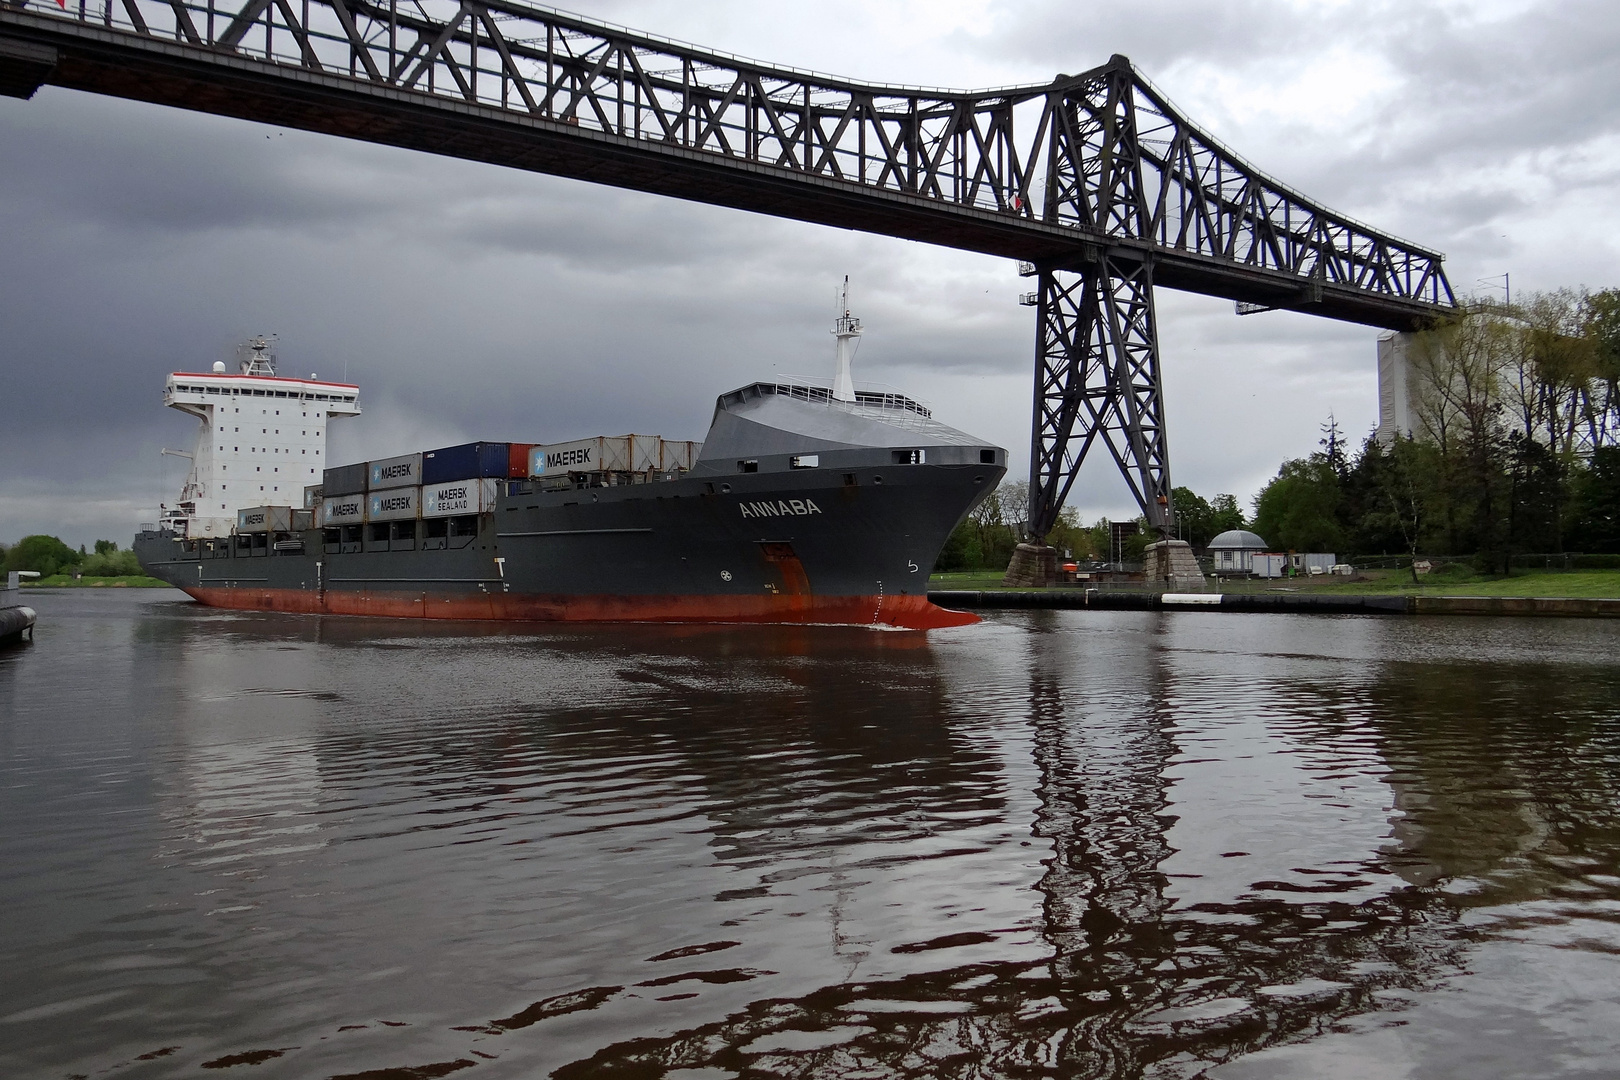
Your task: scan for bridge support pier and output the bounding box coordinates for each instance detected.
[1009,258,1174,584]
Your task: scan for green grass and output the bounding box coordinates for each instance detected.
[1296,568,1620,598]
[22,574,172,588]
[929,566,1620,599]
[928,570,1022,590]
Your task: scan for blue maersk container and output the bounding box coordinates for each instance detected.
[422,442,511,485]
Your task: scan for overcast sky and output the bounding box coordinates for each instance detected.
[2,0,1617,548]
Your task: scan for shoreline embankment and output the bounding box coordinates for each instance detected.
[930,591,1620,618]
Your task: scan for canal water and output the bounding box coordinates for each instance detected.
[3,589,1619,1080]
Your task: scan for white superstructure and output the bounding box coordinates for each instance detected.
[160,337,360,538]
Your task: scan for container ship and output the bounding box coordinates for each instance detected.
[135,300,1006,630]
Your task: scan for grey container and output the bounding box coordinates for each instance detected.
[323,462,368,495]
[369,453,423,490]
[367,487,419,522]
[320,493,366,527]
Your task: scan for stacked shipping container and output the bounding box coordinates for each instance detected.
[312,437,698,528]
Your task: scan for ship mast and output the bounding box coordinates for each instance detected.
[238,335,277,376]
[831,276,861,403]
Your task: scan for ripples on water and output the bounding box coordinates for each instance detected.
[2,591,1619,1079]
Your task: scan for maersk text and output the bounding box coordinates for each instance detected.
[546,448,592,469]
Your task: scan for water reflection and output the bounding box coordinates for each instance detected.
[550,615,1486,1079]
[2,595,1618,1079]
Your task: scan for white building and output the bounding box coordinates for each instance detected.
[161,337,360,538]
[1376,330,1417,446]
[1206,529,1270,575]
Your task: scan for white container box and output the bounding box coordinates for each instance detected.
[1250,553,1287,578]
[528,435,699,476]
[237,506,294,533]
[422,478,497,518]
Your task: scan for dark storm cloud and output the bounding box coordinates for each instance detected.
[1,0,1615,543]
[974,0,1620,276]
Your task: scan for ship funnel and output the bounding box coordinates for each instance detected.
[831,276,861,403]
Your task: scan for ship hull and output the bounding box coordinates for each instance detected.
[135,458,1000,630]
[171,586,967,629]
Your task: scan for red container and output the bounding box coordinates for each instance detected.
[508,444,534,478]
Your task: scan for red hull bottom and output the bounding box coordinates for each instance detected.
[181,587,979,630]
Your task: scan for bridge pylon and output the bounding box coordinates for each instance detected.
[1026,257,1171,541]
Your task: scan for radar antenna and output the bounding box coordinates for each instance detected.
[831,277,861,403]
[236,335,278,376]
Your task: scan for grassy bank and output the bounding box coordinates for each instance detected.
[929,567,1620,599]
[1287,568,1620,598]
[22,574,172,588]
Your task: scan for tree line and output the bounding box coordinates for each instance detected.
[938,287,1620,575]
[2,537,143,578]
[1251,288,1620,570]
[935,481,1246,572]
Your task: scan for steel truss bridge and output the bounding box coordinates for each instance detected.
[0,0,1457,541]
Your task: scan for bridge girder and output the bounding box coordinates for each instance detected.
[0,0,1458,538]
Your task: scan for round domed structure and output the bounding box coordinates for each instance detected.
[1206,529,1268,574]
[1207,529,1267,551]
